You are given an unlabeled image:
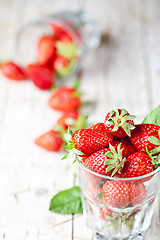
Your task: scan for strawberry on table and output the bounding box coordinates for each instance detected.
[48,86,81,112]
[105,108,136,137]
[25,64,54,90]
[56,112,88,131]
[130,124,160,152]
[0,61,26,80]
[35,130,64,152]
[57,112,79,130]
[37,35,56,65]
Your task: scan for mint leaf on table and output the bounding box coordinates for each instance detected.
[49,186,83,214]
[142,105,160,125]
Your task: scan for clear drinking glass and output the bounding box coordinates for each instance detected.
[15,10,100,81]
[77,157,160,240]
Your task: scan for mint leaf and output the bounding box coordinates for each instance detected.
[142,105,160,125]
[49,186,83,214]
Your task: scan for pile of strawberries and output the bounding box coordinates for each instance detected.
[0,23,79,90]
[0,22,88,153]
[64,108,160,220]
[35,80,89,152]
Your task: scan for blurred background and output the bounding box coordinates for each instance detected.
[0,0,160,239]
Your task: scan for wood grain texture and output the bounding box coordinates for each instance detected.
[0,0,160,239]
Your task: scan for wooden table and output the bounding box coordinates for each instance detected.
[0,0,160,239]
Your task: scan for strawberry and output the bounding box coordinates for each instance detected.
[57,112,79,130]
[64,128,113,157]
[35,130,64,152]
[0,61,26,80]
[82,148,112,175]
[52,56,70,76]
[82,143,126,176]
[48,86,81,112]
[103,181,146,208]
[57,112,88,131]
[88,182,103,200]
[111,138,137,157]
[25,64,54,90]
[37,35,56,65]
[130,124,160,152]
[99,208,113,221]
[49,23,73,42]
[105,108,136,137]
[89,123,107,131]
[130,183,146,206]
[115,151,155,178]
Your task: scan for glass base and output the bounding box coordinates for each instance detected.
[95,231,144,240]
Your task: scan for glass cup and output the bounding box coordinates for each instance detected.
[77,157,160,240]
[15,10,100,82]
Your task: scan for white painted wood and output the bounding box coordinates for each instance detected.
[0,0,160,239]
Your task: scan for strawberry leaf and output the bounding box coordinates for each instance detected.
[72,148,85,156]
[150,146,160,155]
[49,186,83,214]
[94,191,104,199]
[142,105,160,125]
[148,136,160,146]
[122,123,131,137]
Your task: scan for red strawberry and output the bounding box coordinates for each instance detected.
[88,182,103,199]
[105,109,135,137]
[111,138,137,157]
[25,64,54,90]
[49,23,73,42]
[35,130,64,152]
[37,35,56,65]
[89,123,107,131]
[57,112,79,130]
[130,124,160,152]
[115,151,154,178]
[0,61,26,80]
[48,86,81,112]
[70,129,113,156]
[103,181,146,208]
[82,148,112,175]
[130,183,146,206]
[57,112,88,131]
[52,56,70,75]
[82,143,126,176]
[99,208,113,221]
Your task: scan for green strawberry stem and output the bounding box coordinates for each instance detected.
[107,108,136,137]
[62,127,85,162]
[105,143,126,176]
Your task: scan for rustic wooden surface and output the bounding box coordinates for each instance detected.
[0,0,160,239]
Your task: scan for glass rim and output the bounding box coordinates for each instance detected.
[76,156,160,181]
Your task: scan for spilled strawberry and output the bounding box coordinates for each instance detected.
[25,64,54,90]
[48,84,81,112]
[0,61,26,80]
[35,130,64,152]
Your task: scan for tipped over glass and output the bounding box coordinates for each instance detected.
[77,157,160,240]
[15,10,100,82]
